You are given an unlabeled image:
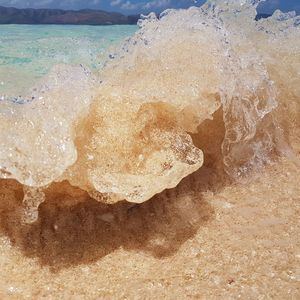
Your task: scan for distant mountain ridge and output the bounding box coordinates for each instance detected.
[0,6,271,25]
[0,6,140,25]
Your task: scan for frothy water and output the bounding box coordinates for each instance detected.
[0,0,299,223]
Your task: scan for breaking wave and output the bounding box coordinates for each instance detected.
[0,0,299,223]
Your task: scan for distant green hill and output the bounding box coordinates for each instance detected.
[0,6,140,25]
[0,6,271,25]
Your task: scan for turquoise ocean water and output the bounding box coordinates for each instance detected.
[0,25,137,97]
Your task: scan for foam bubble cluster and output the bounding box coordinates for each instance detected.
[0,0,299,222]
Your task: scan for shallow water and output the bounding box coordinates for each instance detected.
[0,24,137,97]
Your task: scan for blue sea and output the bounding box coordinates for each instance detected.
[0,25,137,97]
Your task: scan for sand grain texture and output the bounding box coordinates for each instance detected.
[0,154,299,299]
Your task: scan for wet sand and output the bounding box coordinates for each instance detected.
[0,153,299,299]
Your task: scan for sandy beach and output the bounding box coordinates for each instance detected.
[0,151,299,299]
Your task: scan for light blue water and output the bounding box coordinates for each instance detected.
[0,25,137,97]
